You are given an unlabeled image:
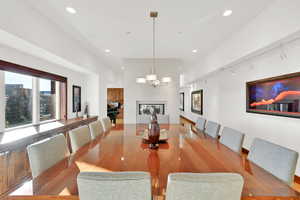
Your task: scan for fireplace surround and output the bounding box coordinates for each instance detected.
[136,101,168,124]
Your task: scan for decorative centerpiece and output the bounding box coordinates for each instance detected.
[148,109,160,149]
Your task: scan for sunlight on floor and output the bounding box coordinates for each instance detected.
[75,161,112,172]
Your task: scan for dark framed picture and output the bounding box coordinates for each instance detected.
[138,104,165,115]
[246,72,300,118]
[191,90,203,115]
[179,92,184,111]
[73,85,81,112]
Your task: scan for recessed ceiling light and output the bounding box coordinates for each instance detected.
[192,49,198,53]
[223,10,233,17]
[105,49,111,53]
[66,7,77,14]
[121,66,125,70]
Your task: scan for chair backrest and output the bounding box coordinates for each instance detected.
[102,117,112,132]
[157,115,170,124]
[248,138,298,185]
[166,173,244,200]
[220,127,245,153]
[27,134,70,178]
[77,172,152,200]
[89,120,104,139]
[69,125,91,152]
[196,117,206,131]
[204,121,221,138]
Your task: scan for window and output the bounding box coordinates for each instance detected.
[40,79,56,122]
[5,72,33,128]
[0,59,68,131]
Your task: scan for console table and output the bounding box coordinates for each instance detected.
[0,116,98,198]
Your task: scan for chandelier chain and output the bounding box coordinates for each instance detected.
[152,16,156,74]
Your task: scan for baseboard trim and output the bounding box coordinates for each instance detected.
[0,175,31,199]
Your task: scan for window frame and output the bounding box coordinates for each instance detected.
[0,60,68,132]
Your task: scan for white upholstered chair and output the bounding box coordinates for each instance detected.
[248,138,298,185]
[166,173,244,200]
[89,120,104,139]
[220,127,245,153]
[195,117,206,131]
[69,125,91,152]
[102,117,112,132]
[27,134,70,178]
[204,121,221,138]
[77,172,152,200]
[157,115,170,124]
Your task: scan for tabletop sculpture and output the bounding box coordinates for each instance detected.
[148,108,160,149]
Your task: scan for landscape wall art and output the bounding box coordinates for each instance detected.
[246,72,300,118]
[191,90,203,115]
[180,92,184,111]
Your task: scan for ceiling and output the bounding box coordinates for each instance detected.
[26,0,274,72]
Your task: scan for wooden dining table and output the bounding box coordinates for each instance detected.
[7,124,300,200]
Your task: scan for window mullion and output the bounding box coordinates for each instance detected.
[32,77,40,125]
[55,81,60,120]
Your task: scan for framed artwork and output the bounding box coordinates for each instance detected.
[73,85,81,112]
[179,92,184,111]
[246,72,300,118]
[191,90,203,115]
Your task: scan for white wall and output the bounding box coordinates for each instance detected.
[185,0,300,83]
[0,0,102,74]
[0,71,4,132]
[181,37,300,175]
[180,75,220,123]
[0,45,89,119]
[124,59,180,124]
[0,0,124,120]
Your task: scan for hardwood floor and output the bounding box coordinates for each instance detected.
[179,115,300,193]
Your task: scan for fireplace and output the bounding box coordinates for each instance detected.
[138,104,165,115]
[136,101,167,124]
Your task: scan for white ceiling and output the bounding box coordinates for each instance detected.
[26,0,274,71]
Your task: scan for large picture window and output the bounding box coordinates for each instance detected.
[5,72,33,128]
[0,60,68,132]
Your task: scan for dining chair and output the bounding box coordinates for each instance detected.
[204,121,221,138]
[248,138,298,185]
[69,125,92,152]
[157,115,170,124]
[220,127,245,153]
[27,134,70,178]
[77,171,152,200]
[165,173,244,200]
[102,117,112,132]
[89,120,104,139]
[195,117,206,131]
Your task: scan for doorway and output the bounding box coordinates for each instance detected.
[107,88,124,126]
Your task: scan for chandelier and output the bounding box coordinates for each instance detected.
[136,11,172,87]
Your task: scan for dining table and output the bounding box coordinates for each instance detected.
[6,124,300,200]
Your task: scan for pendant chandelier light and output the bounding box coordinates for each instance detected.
[136,11,172,87]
